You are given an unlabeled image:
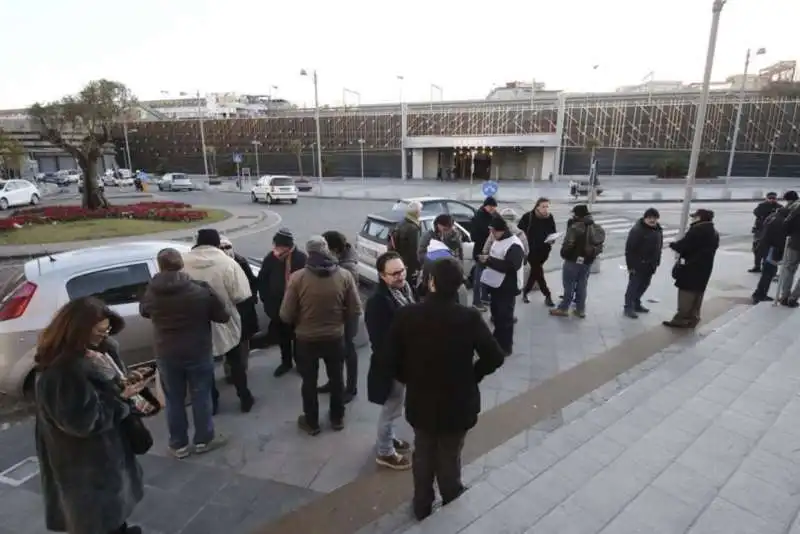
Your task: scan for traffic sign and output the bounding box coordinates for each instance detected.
[482,180,499,197]
[232,153,242,163]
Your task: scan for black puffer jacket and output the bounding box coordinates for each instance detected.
[470,208,495,260]
[257,248,307,319]
[670,220,719,292]
[625,219,663,272]
[518,211,556,262]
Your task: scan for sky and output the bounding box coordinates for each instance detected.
[0,0,797,109]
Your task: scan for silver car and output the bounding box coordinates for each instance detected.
[159,173,194,192]
[0,241,265,398]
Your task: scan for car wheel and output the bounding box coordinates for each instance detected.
[30,194,39,205]
[251,192,258,203]
[290,199,298,204]
[265,194,273,205]
[0,198,8,211]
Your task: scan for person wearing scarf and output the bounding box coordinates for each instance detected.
[365,251,416,470]
[256,228,307,377]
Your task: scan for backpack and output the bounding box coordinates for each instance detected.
[583,223,606,258]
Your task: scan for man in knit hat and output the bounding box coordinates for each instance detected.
[257,228,307,377]
[280,236,362,435]
[183,228,255,418]
[388,201,423,290]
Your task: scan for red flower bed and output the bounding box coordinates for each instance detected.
[0,201,209,231]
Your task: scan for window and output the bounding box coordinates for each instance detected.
[270,177,293,186]
[420,201,445,214]
[66,263,152,305]
[360,218,395,243]
[446,201,476,217]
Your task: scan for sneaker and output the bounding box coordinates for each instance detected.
[572,309,586,319]
[786,299,800,308]
[748,267,761,273]
[240,394,255,413]
[544,296,555,307]
[194,433,228,454]
[297,415,321,436]
[549,308,569,317]
[634,305,650,313]
[521,293,530,304]
[169,445,191,459]
[330,418,345,432]
[376,452,412,470]
[623,309,639,319]
[393,438,412,453]
[273,363,293,378]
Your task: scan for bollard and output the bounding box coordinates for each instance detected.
[622,192,633,201]
[653,191,663,201]
[721,190,732,200]
[752,190,763,200]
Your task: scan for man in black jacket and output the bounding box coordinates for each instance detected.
[140,248,230,459]
[779,192,800,307]
[365,251,415,470]
[389,201,422,289]
[752,195,796,303]
[749,192,781,273]
[469,196,498,310]
[256,228,307,377]
[386,258,504,521]
[623,207,663,318]
[663,209,719,329]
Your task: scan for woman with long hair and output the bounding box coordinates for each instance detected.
[34,297,145,534]
[518,197,557,307]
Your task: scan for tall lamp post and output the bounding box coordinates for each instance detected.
[343,88,361,108]
[251,140,262,178]
[766,131,780,178]
[357,139,366,182]
[678,0,727,239]
[429,83,443,111]
[122,124,137,171]
[267,85,278,112]
[195,91,210,179]
[725,47,766,184]
[300,69,324,192]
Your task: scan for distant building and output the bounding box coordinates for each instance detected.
[486,81,552,101]
[135,92,295,120]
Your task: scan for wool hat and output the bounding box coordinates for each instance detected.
[783,191,798,202]
[572,204,590,218]
[488,215,509,231]
[196,228,221,248]
[500,208,518,221]
[273,228,295,247]
[482,196,498,208]
[306,235,330,256]
[690,208,715,221]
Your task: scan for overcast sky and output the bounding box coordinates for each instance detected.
[1,0,796,109]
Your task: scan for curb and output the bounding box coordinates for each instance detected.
[0,209,271,262]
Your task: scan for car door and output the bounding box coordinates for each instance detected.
[445,201,477,235]
[64,261,156,367]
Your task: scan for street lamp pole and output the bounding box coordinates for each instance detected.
[123,122,132,170]
[196,90,209,179]
[726,47,766,183]
[343,88,361,108]
[267,85,278,113]
[398,75,407,180]
[358,139,365,183]
[251,140,262,177]
[766,132,780,178]
[678,0,726,239]
[301,69,324,191]
[429,83,442,112]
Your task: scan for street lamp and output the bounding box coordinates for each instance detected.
[430,83,443,111]
[122,124,138,170]
[357,139,366,182]
[678,0,727,239]
[398,75,407,180]
[766,131,781,178]
[251,140,262,177]
[267,85,278,112]
[300,68,324,191]
[343,88,361,108]
[726,47,767,183]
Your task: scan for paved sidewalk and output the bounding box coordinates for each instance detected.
[0,207,279,260]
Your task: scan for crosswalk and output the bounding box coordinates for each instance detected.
[593,216,681,240]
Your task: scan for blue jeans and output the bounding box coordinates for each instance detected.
[472,264,489,306]
[157,357,215,449]
[558,261,591,312]
[376,381,405,456]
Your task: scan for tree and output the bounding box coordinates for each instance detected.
[289,139,304,177]
[29,79,136,209]
[0,128,24,178]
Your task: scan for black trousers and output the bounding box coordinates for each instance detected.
[412,429,467,514]
[489,288,516,354]
[754,259,778,300]
[523,257,551,297]
[343,319,358,394]
[624,269,654,310]
[296,337,345,426]
[272,316,296,367]
[212,341,252,406]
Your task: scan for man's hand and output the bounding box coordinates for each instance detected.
[478,255,489,264]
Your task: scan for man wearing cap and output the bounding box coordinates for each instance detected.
[280,236,362,435]
[663,209,719,328]
[257,228,308,377]
[779,191,800,307]
[182,229,255,414]
[750,192,781,273]
[623,207,663,318]
[469,196,498,311]
[753,191,798,304]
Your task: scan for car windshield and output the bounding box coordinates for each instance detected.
[271,177,293,186]
[0,181,7,190]
[361,217,395,242]
[172,174,189,181]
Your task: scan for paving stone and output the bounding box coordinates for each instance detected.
[686,497,785,534]
[515,446,562,478]
[681,395,729,421]
[719,470,800,528]
[714,408,773,442]
[574,433,627,468]
[178,503,251,534]
[600,406,665,447]
[757,427,800,464]
[676,425,754,486]
[401,481,505,534]
[485,461,536,496]
[738,448,800,496]
[128,486,207,533]
[0,489,44,531]
[696,372,750,407]
[669,359,727,396]
[605,485,703,534]
[641,384,694,416]
[651,461,719,509]
[537,417,603,459]
[524,499,602,534]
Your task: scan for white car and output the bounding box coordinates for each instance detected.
[0,180,41,210]
[158,173,193,192]
[354,210,474,285]
[251,175,298,204]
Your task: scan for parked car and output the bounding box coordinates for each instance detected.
[354,210,475,285]
[251,175,298,204]
[295,177,312,192]
[77,180,105,194]
[158,173,194,192]
[0,241,267,398]
[392,196,477,235]
[0,180,41,210]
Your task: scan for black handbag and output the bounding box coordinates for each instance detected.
[121,413,153,455]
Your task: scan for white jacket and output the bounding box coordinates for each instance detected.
[182,246,252,356]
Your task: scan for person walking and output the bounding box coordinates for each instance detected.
[623,207,663,318]
[749,192,781,273]
[140,248,230,458]
[778,192,800,307]
[34,297,146,534]
[320,230,360,403]
[469,196,498,311]
[280,237,363,435]
[257,228,308,377]
[386,258,505,520]
[752,195,797,303]
[518,197,556,307]
[478,215,525,355]
[663,209,719,328]
[220,237,260,382]
[183,229,255,413]
[365,251,415,470]
[388,200,423,289]
[549,204,605,319]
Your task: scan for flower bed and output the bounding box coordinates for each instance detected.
[0,201,209,231]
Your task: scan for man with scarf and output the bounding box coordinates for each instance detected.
[280,237,362,435]
[365,251,415,470]
[389,200,422,290]
[478,216,525,354]
[257,228,307,378]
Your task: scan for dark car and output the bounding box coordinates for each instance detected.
[295,178,312,192]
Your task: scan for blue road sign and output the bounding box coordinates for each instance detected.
[232,152,243,163]
[482,180,499,197]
